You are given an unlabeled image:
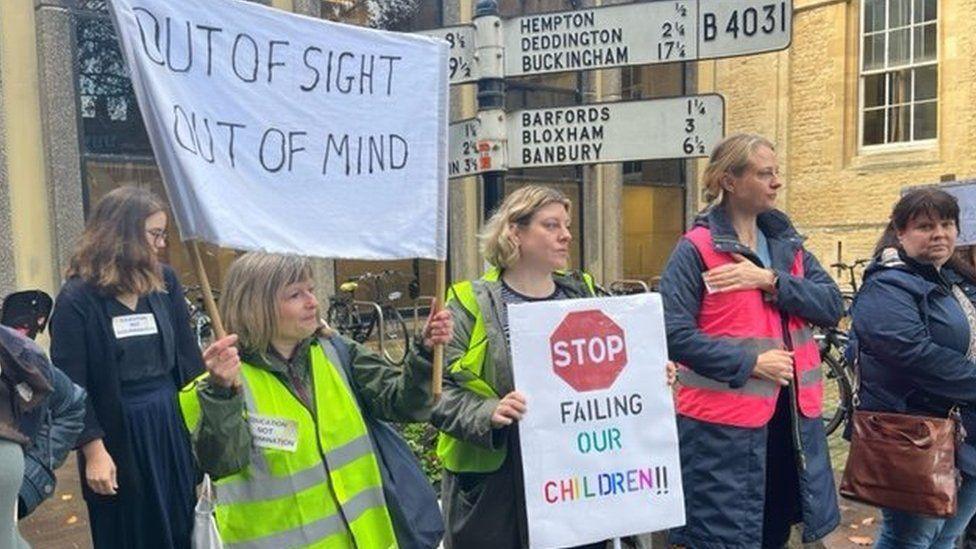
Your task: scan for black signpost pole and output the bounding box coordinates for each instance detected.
[475,0,505,219]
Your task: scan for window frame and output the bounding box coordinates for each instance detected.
[857,0,939,152]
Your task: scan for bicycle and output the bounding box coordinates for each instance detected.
[326,270,411,366]
[183,285,218,350]
[816,326,857,436]
[830,258,869,329]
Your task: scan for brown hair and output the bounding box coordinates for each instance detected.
[873,188,961,257]
[220,252,316,357]
[702,133,776,203]
[66,186,166,296]
[479,185,571,269]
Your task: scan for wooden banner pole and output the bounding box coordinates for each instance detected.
[432,260,447,399]
[188,240,226,340]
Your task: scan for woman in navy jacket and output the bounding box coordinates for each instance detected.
[661,134,842,548]
[852,188,976,548]
[50,187,208,549]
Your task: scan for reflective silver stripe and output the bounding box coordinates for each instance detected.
[224,511,347,549]
[216,462,328,505]
[319,338,354,393]
[326,434,374,470]
[800,367,823,385]
[239,378,271,475]
[790,326,816,347]
[340,486,388,523]
[715,336,780,355]
[678,368,779,397]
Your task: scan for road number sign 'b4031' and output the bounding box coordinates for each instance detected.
[550,310,628,392]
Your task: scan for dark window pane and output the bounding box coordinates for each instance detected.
[889,0,911,27]
[863,108,885,145]
[914,64,937,100]
[888,28,910,66]
[75,16,152,155]
[913,101,937,139]
[864,73,886,107]
[864,0,886,32]
[888,104,911,142]
[863,33,886,71]
[913,23,937,62]
[888,69,911,104]
[913,0,937,23]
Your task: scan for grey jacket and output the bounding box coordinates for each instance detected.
[432,271,594,549]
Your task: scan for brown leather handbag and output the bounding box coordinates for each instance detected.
[839,407,964,517]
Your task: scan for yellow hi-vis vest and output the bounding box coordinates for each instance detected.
[179,340,397,549]
[436,268,595,474]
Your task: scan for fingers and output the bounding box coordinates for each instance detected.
[730,253,748,263]
[203,334,239,361]
[492,391,529,427]
[422,307,454,348]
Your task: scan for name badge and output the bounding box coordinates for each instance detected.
[112,313,158,339]
[248,413,299,452]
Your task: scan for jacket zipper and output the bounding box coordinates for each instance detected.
[780,313,807,472]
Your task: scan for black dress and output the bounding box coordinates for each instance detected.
[50,267,204,549]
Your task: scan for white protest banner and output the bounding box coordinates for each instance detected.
[509,294,684,548]
[109,0,448,260]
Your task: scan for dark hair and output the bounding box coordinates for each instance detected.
[66,186,166,296]
[873,188,961,257]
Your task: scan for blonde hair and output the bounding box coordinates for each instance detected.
[479,185,571,269]
[702,133,776,203]
[220,252,315,356]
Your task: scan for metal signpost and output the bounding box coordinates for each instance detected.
[425,0,792,220]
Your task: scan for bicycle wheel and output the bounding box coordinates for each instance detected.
[327,300,357,339]
[821,352,854,436]
[380,307,410,366]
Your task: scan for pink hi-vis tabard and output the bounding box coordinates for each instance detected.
[677,226,823,428]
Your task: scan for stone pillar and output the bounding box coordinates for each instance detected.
[0,7,16,293]
[445,0,482,283]
[579,0,624,286]
[34,0,86,286]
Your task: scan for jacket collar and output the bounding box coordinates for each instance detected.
[865,247,952,291]
[694,204,805,271]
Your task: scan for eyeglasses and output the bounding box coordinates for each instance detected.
[146,228,168,243]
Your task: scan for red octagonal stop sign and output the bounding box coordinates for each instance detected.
[549,309,627,392]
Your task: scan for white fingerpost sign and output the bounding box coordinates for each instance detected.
[109,0,449,260]
[509,294,685,548]
[509,95,724,168]
[504,0,792,77]
[419,25,479,85]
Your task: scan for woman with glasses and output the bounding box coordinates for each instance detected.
[49,186,225,549]
[660,134,843,548]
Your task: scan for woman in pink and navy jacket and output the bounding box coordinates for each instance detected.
[660,133,843,548]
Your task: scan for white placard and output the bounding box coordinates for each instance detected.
[509,294,685,548]
[109,0,448,260]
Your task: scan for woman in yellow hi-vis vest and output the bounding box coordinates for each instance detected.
[432,185,675,549]
[178,252,452,548]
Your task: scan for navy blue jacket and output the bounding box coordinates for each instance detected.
[661,206,843,547]
[49,265,205,501]
[852,249,976,475]
[0,325,86,517]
